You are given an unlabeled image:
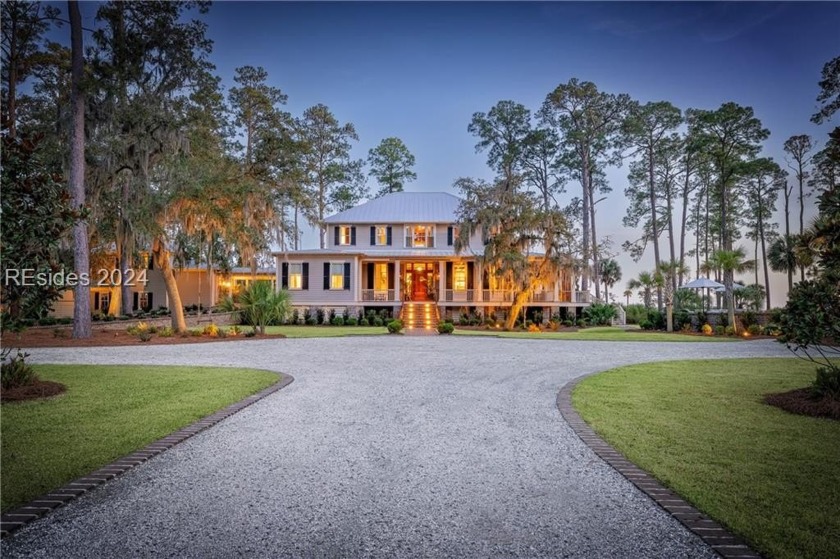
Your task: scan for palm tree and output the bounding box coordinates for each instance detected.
[708,248,755,333]
[656,260,690,332]
[623,289,633,306]
[599,258,622,304]
[627,271,657,309]
[767,235,797,293]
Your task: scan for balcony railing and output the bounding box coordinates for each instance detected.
[574,291,591,303]
[530,291,555,302]
[361,289,396,302]
[443,289,475,302]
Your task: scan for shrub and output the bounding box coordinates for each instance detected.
[701,323,713,335]
[527,323,541,333]
[359,318,370,326]
[725,326,736,336]
[332,316,345,326]
[304,307,313,323]
[138,331,152,342]
[387,319,403,334]
[747,324,763,336]
[328,309,336,324]
[305,317,317,326]
[646,309,665,330]
[317,308,327,324]
[741,310,758,328]
[437,322,454,334]
[373,317,384,327]
[37,317,57,326]
[813,367,840,399]
[583,303,617,326]
[639,319,653,330]
[291,309,300,325]
[1,348,37,389]
[227,325,242,337]
[158,326,174,337]
[203,324,220,337]
[714,325,726,336]
[342,308,350,321]
[127,321,151,335]
[624,304,647,325]
[53,328,68,338]
[346,317,358,326]
[244,331,256,338]
[190,329,203,337]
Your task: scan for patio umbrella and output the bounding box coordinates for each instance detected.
[680,277,725,311]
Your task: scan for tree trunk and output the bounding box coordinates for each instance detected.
[666,302,673,332]
[120,243,132,316]
[589,182,600,302]
[7,14,18,139]
[69,1,91,339]
[504,290,531,331]
[152,237,187,332]
[666,186,677,295]
[647,143,663,311]
[580,151,590,293]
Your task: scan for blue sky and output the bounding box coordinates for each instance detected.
[67,1,839,300]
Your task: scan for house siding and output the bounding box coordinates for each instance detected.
[276,255,358,306]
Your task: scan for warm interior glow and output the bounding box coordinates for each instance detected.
[453,262,467,291]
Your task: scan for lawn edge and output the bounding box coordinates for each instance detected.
[556,372,763,559]
[0,370,294,539]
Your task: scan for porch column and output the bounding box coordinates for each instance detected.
[438,261,445,301]
[394,260,401,301]
[355,256,362,303]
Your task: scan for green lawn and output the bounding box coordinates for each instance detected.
[264,325,387,337]
[572,359,840,559]
[454,326,739,342]
[1,365,278,511]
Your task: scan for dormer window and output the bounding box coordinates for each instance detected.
[405,225,435,248]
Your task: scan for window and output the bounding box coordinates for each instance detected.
[289,264,303,290]
[374,263,389,290]
[338,226,353,246]
[376,226,388,246]
[330,263,344,289]
[405,225,435,248]
[453,262,467,291]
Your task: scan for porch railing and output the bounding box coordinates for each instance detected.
[443,289,475,302]
[361,289,396,302]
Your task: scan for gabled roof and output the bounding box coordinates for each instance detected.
[324,192,461,224]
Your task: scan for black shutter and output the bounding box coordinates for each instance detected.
[367,263,374,289]
[334,227,340,246]
[447,226,453,246]
[370,226,376,245]
[343,263,351,290]
[94,292,100,310]
[351,226,357,246]
[132,292,139,311]
[146,293,154,311]
[302,263,309,290]
[281,262,289,289]
[323,263,330,290]
[386,226,392,246]
[446,262,453,289]
[148,256,154,270]
[467,262,474,289]
[388,263,395,290]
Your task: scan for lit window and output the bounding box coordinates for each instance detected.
[376,226,388,246]
[339,226,352,245]
[330,263,344,289]
[453,262,467,291]
[405,225,434,248]
[139,292,150,310]
[374,263,388,290]
[289,264,303,290]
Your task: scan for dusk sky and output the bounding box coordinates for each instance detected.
[66,1,839,301]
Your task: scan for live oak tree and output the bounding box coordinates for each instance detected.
[367,137,417,197]
[453,176,572,330]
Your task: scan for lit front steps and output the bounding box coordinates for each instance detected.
[400,302,440,333]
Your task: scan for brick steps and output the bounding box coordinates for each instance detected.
[400,302,439,332]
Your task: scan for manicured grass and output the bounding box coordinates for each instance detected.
[454,326,739,342]
[264,325,387,338]
[1,365,278,512]
[572,359,840,559]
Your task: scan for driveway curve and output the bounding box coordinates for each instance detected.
[2,337,790,558]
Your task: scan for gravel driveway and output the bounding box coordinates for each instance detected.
[2,337,790,558]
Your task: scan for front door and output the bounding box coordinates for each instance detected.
[404,263,436,301]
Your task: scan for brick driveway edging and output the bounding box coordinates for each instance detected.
[556,374,763,559]
[0,371,294,539]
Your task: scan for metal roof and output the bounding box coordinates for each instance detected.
[324,192,462,224]
[272,248,460,258]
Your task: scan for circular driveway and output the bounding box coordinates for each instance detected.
[3,337,790,558]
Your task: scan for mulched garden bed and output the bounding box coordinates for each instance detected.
[1,327,285,348]
[764,388,840,421]
[1,380,67,403]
